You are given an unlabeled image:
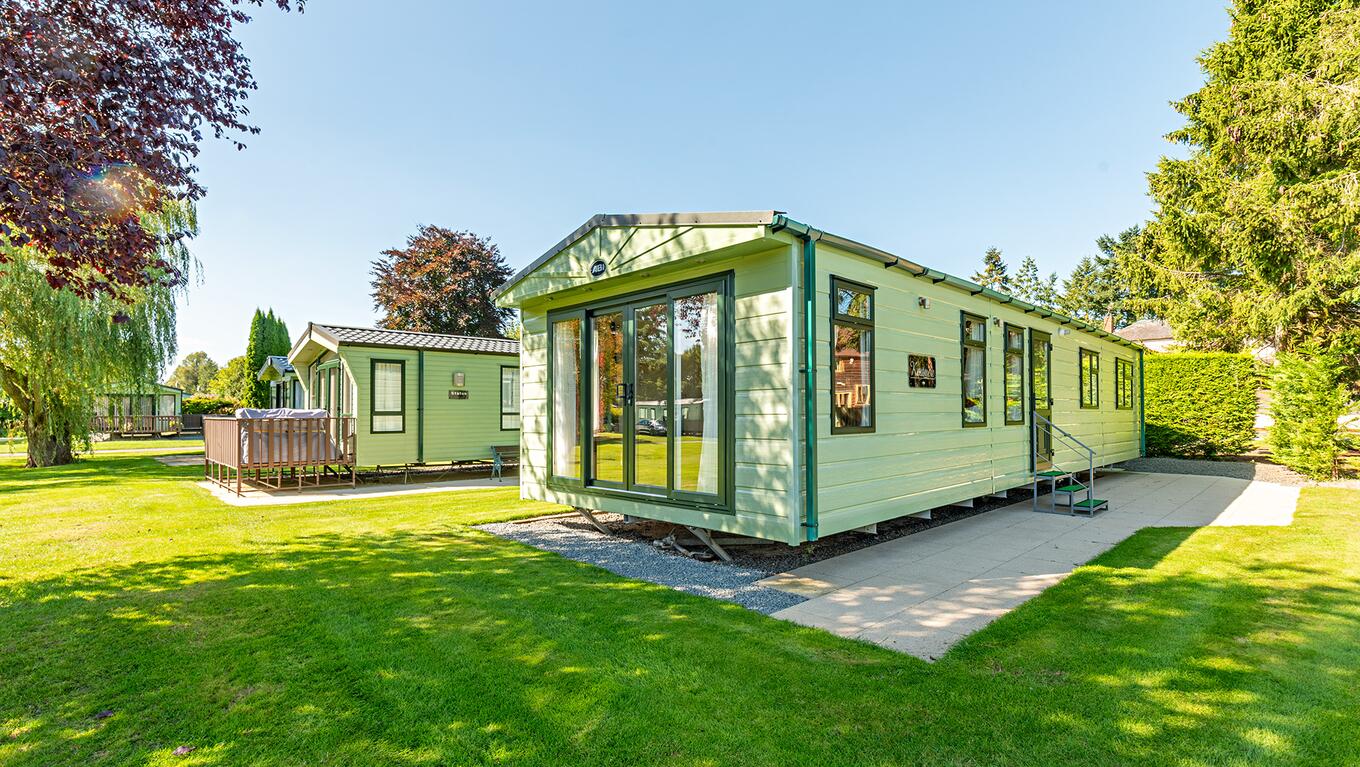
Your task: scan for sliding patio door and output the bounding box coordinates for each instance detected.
[552,275,730,507]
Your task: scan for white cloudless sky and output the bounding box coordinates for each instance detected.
[174,0,1229,370]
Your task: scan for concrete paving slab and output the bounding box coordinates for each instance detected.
[198,475,516,506]
[769,472,1299,660]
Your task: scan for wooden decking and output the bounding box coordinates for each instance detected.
[203,416,356,495]
[91,415,182,436]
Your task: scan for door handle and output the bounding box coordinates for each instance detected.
[615,383,627,405]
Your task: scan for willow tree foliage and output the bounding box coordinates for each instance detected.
[1134,1,1360,360]
[0,203,192,466]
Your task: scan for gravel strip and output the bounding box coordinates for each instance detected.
[1117,456,1311,485]
[478,515,806,614]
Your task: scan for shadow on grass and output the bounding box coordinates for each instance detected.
[4,507,1360,766]
[0,454,200,494]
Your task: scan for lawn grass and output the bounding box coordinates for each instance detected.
[2,455,1358,766]
[1,437,203,455]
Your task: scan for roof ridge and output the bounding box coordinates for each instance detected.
[314,322,512,343]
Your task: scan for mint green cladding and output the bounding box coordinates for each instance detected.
[296,346,517,467]
[498,213,1144,546]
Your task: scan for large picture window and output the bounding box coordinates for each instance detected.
[500,366,520,430]
[831,277,875,434]
[1115,357,1134,410]
[371,360,405,432]
[549,274,731,508]
[962,312,987,426]
[1079,348,1100,409]
[1004,324,1025,424]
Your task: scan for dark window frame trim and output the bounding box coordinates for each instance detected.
[961,311,988,428]
[1115,357,1134,410]
[830,275,877,435]
[499,364,521,431]
[1079,348,1100,409]
[1003,322,1026,425]
[369,358,407,433]
[545,272,736,514]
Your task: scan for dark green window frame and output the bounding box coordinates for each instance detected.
[546,272,735,514]
[1115,357,1134,410]
[1079,348,1100,409]
[500,365,520,430]
[961,312,988,427]
[1003,323,1026,425]
[830,276,876,435]
[369,358,406,433]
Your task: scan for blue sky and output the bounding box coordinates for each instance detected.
[177,1,1229,369]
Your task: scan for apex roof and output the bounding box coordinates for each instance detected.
[312,324,519,356]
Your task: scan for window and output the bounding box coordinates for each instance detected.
[1079,348,1100,409]
[831,277,874,433]
[551,316,583,480]
[1115,358,1134,410]
[549,274,731,507]
[371,359,405,432]
[961,312,987,426]
[500,366,521,430]
[1004,325,1025,424]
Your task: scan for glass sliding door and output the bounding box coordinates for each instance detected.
[549,275,729,508]
[591,311,625,486]
[631,301,670,490]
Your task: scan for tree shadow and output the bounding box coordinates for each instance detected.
[3,508,1360,765]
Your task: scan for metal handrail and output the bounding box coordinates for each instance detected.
[1032,411,1099,514]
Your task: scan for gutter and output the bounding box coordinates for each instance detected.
[417,350,425,463]
[1138,347,1146,457]
[770,215,823,543]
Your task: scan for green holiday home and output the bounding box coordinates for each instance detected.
[495,212,1145,546]
[286,323,521,467]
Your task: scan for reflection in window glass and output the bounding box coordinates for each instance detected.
[833,326,873,429]
[962,313,986,425]
[1005,326,1025,424]
[1080,348,1100,408]
[633,302,669,488]
[674,292,719,494]
[592,312,624,483]
[552,318,581,478]
[832,279,874,432]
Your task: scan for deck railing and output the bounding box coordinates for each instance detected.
[91,414,182,435]
[203,416,356,494]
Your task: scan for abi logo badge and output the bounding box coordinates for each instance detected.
[589,259,607,278]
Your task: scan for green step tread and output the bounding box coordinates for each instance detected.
[1035,470,1069,477]
[1054,485,1087,494]
[1073,498,1108,509]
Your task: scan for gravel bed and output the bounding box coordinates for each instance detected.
[478,515,807,614]
[1117,456,1311,485]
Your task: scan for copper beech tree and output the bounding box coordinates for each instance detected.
[0,0,299,297]
[371,226,515,338]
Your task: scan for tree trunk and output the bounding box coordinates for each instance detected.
[24,420,74,468]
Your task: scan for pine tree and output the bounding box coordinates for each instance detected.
[971,247,1011,292]
[242,309,269,407]
[1011,256,1042,303]
[1137,1,1360,361]
[1060,257,1105,322]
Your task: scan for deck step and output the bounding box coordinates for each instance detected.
[1054,484,1088,494]
[1073,498,1108,511]
[1035,470,1069,478]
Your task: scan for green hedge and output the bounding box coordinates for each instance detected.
[182,396,239,415]
[1268,350,1348,480]
[1144,352,1258,457]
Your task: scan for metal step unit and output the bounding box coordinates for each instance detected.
[1031,413,1110,517]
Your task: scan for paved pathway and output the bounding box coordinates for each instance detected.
[761,472,1299,660]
